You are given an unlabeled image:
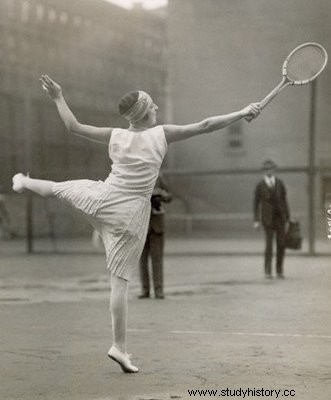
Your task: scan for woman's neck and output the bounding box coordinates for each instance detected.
[129,122,155,131]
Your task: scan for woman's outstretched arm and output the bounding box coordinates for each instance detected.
[163,103,260,144]
[40,75,112,144]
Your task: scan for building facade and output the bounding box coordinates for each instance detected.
[0,0,167,237]
[166,0,331,238]
[0,0,167,185]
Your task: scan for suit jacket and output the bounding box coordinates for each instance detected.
[149,174,172,234]
[254,178,290,227]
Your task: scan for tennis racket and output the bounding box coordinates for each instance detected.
[246,42,328,121]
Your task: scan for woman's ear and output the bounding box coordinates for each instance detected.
[142,113,150,122]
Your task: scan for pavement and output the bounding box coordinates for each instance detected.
[0,238,331,400]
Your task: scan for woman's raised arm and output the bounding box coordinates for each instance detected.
[163,103,261,144]
[40,75,112,144]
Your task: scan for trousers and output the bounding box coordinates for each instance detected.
[263,218,286,276]
[139,229,164,297]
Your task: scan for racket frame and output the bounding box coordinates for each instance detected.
[283,42,328,86]
[246,42,328,120]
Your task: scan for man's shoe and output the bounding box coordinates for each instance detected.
[277,274,285,279]
[265,274,273,279]
[138,293,150,299]
[155,293,164,299]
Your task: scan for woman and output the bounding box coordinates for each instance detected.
[13,75,261,373]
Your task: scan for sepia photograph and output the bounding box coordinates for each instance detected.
[0,0,330,399]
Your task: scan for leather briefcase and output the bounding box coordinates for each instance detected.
[285,221,302,250]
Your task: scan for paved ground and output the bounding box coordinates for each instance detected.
[0,238,331,400]
[1,234,331,255]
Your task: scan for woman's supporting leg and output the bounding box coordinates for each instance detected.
[108,273,138,373]
[110,274,128,353]
[13,173,55,197]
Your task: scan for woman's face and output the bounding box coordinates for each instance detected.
[145,102,158,126]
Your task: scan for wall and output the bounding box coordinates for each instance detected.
[166,0,331,223]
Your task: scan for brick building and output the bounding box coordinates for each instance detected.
[0,0,167,186]
[0,0,167,238]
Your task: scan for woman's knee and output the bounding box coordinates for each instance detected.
[111,274,128,290]
[110,274,128,305]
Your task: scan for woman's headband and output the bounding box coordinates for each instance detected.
[122,91,153,123]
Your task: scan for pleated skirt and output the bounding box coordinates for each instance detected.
[53,179,151,281]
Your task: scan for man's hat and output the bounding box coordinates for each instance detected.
[261,159,278,170]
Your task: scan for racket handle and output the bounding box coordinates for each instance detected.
[260,77,288,109]
[245,77,289,123]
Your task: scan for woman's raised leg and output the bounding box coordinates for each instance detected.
[12,173,55,197]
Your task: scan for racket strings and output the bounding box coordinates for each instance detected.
[286,45,327,82]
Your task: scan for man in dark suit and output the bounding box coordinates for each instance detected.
[254,160,290,279]
[138,173,172,299]
[0,185,15,239]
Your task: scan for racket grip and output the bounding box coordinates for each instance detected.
[245,77,289,123]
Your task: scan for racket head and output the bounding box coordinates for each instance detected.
[282,42,328,85]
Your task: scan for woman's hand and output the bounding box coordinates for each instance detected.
[39,74,62,100]
[243,102,261,121]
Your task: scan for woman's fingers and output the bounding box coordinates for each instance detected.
[39,74,62,99]
[46,75,59,89]
[39,78,48,91]
[40,82,50,94]
[40,74,54,87]
[247,103,261,120]
[250,103,261,117]
[245,102,262,122]
[40,75,58,90]
[39,76,49,87]
[43,75,54,86]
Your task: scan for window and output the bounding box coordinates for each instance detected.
[6,0,15,18]
[7,34,16,49]
[73,15,82,27]
[84,19,92,28]
[21,0,30,22]
[48,48,56,62]
[48,8,57,23]
[59,11,68,24]
[227,121,245,154]
[36,3,45,22]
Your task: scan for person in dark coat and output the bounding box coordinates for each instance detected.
[254,160,290,279]
[0,185,15,239]
[138,173,172,299]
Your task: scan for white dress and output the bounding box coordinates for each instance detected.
[53,125,168,280]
